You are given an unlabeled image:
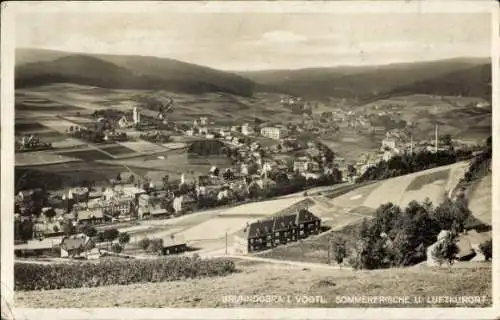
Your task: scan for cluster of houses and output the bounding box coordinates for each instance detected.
[233,198,322,254]
[15,134,52,152]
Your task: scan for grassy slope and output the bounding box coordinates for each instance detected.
[467,172,492,226]
[16,260,491,308]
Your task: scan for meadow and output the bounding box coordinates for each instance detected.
[16,259,491,308]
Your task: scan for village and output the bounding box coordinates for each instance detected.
[13,92,483,263]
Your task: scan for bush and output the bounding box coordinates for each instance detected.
[96,231,105,243]
[81,225,98,238]
[431,235,459,266]
[138,237,150,251]
[111,243,123,254]
[479,239,492,261]
[118,232,131,246]
[103,228,119,242]
[331,236,347,265]
[15,256,236,291]
[148,238,164,254]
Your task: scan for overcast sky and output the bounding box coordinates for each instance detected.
[16,11,492,71]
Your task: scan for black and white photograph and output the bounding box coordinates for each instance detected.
[1,1,498,318]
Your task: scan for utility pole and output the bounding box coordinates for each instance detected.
[225,231,228,255]
[435,124,439,153]
[327,240,331,264]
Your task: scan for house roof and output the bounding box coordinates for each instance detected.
[15,238,61,251]
[163,234,186,247]
[273,214,297,231]
[296,209,320,224]
[77,209,104,220]
[60,235,93,251]
[246,218,275,238]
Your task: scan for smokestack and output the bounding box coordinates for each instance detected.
[410,134,413,155]
[435,124,438,153]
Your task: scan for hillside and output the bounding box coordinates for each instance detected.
[237,58,491,100]
[389,64,491,100]
[16,49,491,100]
[15,48,255,97]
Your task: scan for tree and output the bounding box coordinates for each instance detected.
[111,243,123,254]
[162,175,170,189]
[81,225,97,238]
[96,231,105,243]
[103,228,119,242]
[62,220,75,237]
[138,237,150,251]
[440,134,453,147]
[118,232,131,248]
[43,208,56,221]
[127,174,135,184]
[431,234,459,266]
[148,238,164,255]
[479,239,492,261]
[331,236,347,265]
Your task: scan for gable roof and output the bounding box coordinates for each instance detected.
[273,214,297,231]
[247,218,275,238]
[296,209,320,224]
[163,234,186,247]
[77,208,104,220]
[60,235,93,252]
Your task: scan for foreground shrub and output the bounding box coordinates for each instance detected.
[138,237,150,251]
[331,236,347,265]
[15,256,236,291]
[479,239,492,261]
[111,243,123,253]
[431,234,459,266]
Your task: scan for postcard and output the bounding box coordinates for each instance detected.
[1,1,498,319]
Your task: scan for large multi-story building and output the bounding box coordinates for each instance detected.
[260,127,289,140]
[233,208,321,254]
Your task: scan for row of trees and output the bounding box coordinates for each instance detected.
[330,193,489,270]
[459,136,492,187]
[188,140,227,156]
[357,149,473,182]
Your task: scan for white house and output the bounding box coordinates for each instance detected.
[117,116,132,128]
[240,163,249,176]
[241,123,254,136]
[173,196,183,213]
[260,127,289,140]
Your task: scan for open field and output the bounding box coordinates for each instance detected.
[355,162,469,210]
[15,122,53,133]
[16,259,491,308]
[116,140,168,154]
[355,94,491,142]
[99,144,137,156]
[56,148,114,161]
[16,151,81,166]
[320,133,380,164]
[38,119,82,133]
[16,84,307,125]
[99,149,232,180]
[15,162,154,190]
